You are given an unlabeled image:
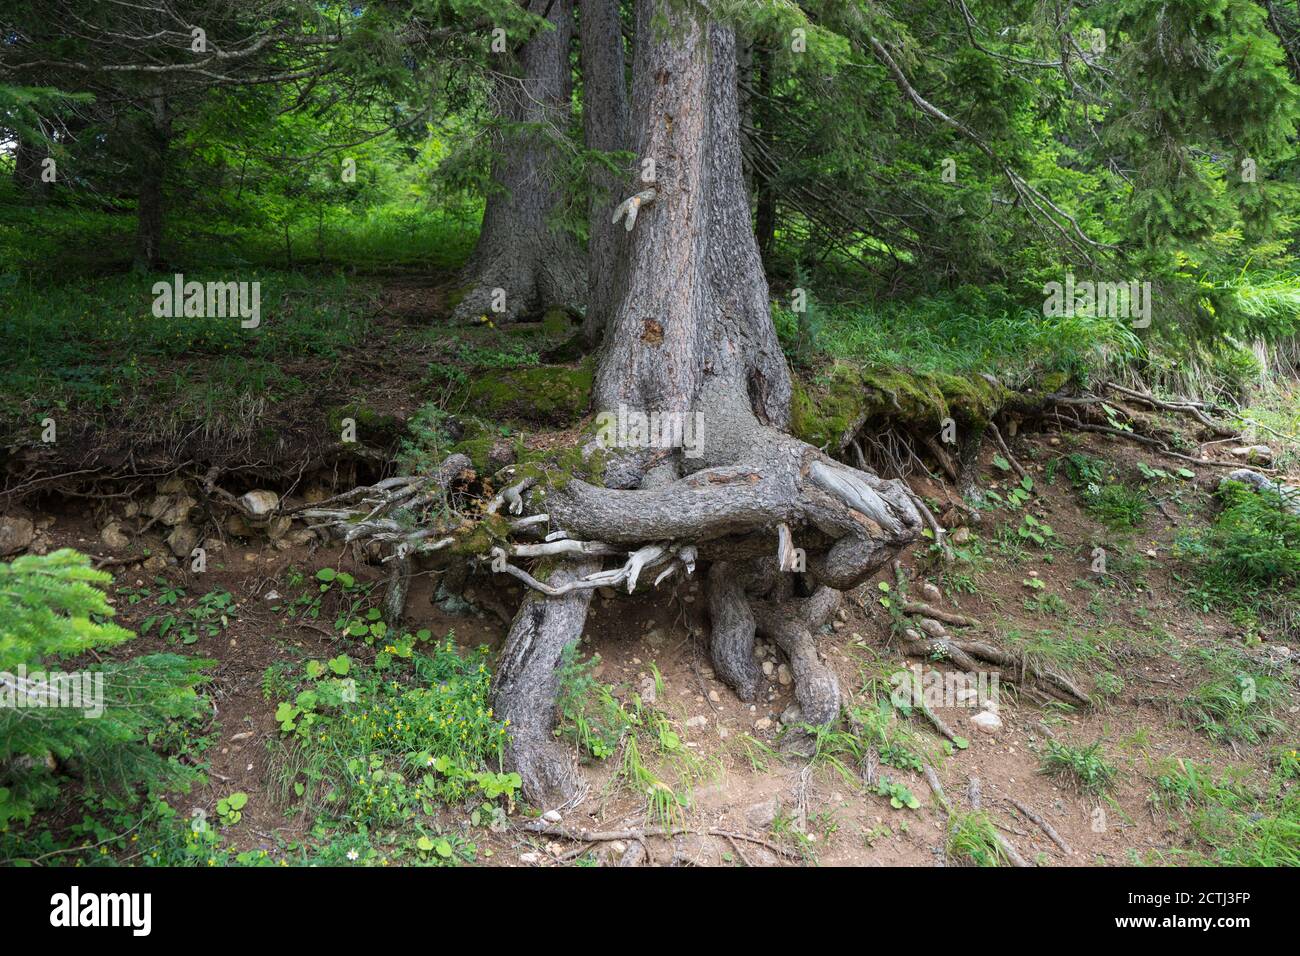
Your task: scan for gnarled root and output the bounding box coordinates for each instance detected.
[751,586,842,727]
[899,631,1089,707]
[706,561,761,701]
[306,424,924,801]
[489,558,599,808]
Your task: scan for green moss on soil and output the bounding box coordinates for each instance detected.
[327,404,405,446]
[514,438,607,491]
[541,307,571,337]
[455,355,593,425]
[791,362,1010,451]
[444,285,467,314]
[449,511,512,557]
[447,433,498,474]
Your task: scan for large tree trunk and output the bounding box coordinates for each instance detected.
[451,0,584,324]
[578,0,631,345]
[487,0,921,806]
[593,2,789,427]
[133,100,170,273]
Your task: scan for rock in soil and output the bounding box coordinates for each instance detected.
[148,494,196,527]
[166,524,200,558]
[224,513,252,537]
[1230,444,1273,464]
[746,797,782,828]
[0,516,35,556]
[638,677,657,705]
[239,489,280,516]
[100,521,131,551]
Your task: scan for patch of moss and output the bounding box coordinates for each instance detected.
[448,435,497,474]
[541,307,571,337]
[790,362,873,450]
[1039,370,1071,394]
[790,362,1010,451]
[928,372,1008,426]
[327,404,405,446]
[444,285,467,315]
[514,438,607,491]
[450,511,512,557]
[455,355,593,425]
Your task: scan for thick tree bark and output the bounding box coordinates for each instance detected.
[133,101,170,273]
[451,0,584,324]
[593,3,790,429]
[578,0,631,345]
[489,559,598,807]
[485,0,920,807]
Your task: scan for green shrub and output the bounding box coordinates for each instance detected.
[0,550,211,830]
[1178,482,1300,599]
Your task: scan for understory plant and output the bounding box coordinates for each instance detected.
[0,550,211,833]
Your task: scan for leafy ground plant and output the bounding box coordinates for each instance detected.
[1038,739,1118,795]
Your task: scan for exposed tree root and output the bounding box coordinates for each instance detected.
[987,421,1029,483]
[924,765,1029,867]
[1006,797,1073,856]
[898,601,982,629]
[1046,408,1268,471]
[1101,381,1236,435]
[751,585,842,727]
[899,630,1088,706]
[705,561,761,701]
[953,425,986,502]
[519,819,800,861]
[305,419,921,804]
[488,558,599,809]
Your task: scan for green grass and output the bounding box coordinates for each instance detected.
[998,624,1112,674]
[946,810,1009,866]
[1038,739,1119,795]
[772,286,1140,386]
[1148,756,1300,866]
[555,646,635,761]
[1179,648,1288,744]
[0,269,373,440]
[0,176,478,277]
[551,648,707,826]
